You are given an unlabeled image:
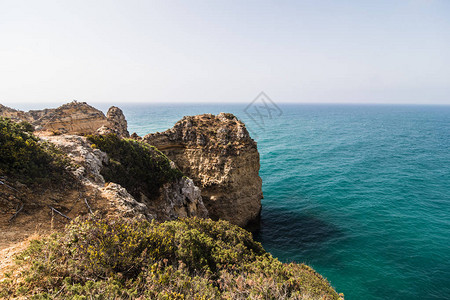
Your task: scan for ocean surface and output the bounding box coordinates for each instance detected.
[106,103,449,300]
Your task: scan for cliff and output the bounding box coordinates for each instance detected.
[143,113,263,228]
[0,101,129,137]
[0,104,34,123]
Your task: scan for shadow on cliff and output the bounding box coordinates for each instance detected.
[252,206,345,258]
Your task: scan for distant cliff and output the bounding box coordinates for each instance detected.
[143,113,263,228]
[0,101,129,137]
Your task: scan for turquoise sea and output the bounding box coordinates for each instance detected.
[110,103,449,300]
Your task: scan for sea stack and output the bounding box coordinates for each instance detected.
[143,112,263,228]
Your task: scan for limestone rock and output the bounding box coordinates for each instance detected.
[101,182,153,220]
[143,112,263,228]
[96,125,114,136]
[38,134,108,185]
[0,104,34,123]
[106,106,129,137]
[30,101,107,135]
[0,101,130,137]
[130,132,142,140]
[145,177,208,221]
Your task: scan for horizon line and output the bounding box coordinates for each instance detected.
[2,100,450,108]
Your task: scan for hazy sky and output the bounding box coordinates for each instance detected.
[1,0,449,106]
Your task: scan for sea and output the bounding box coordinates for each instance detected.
[97,103,450,299]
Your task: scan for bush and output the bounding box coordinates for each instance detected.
[87,134,182,200]
[1,216,340,299]
[0,117,71,184]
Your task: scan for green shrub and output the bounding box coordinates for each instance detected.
[1,216,340,299]
[87,134,182,200]
[0,117,71,184]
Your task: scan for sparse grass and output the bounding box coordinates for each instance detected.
[87,133,182,201]
[0,216,340,299]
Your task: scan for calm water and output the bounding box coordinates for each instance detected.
[113,103,450,300]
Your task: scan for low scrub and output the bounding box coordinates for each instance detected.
[0,117,71,185]
[1,216,339,299]
[87,134,182,200]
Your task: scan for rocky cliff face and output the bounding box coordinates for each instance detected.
[143,113,263,228]
[0,101,129,137]
[30,101,107,134]
[39,133,207,222]
[106,106,129,138]
[0,104,34,123]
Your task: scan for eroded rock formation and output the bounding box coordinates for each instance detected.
[106,106,129,137]
[0,104,34,123]
[0,101,129,137]
[30,101,107,134]
[143,113,263,227]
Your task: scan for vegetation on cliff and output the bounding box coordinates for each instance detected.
[0,117,71,185]
[87,134,182,200]
[0,216,339,299]
[0,113,339,299]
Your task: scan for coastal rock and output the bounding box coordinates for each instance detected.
[30,101,107,135]
[148,177,208,221]
[0,101,130,137]
[101,182,152,220]
[143,113,263,228]
[96,125,115,136]
[130,132,142,140]
[106,106,129,137]
[0,104,34,123]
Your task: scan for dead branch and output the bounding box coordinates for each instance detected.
[9,202,24,222]
[48,206,71,220]
[84,198,93,214]
[0,180,19,192]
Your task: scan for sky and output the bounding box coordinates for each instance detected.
[1,0,449,106]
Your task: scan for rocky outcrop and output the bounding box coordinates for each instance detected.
[106,106,129,138]
[101,182,152,220]
[39,134,108,185]
[30,101,107,134]
[39,133,207,222]
[0,101,129,137]
[0,104,34,123]
[155,177,208,220]
[143,113,263,228]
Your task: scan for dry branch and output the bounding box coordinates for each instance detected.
[49,205,71,220]
[9,202,24,222]
[84,198,93,214]
[0,180,19,192]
